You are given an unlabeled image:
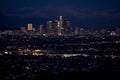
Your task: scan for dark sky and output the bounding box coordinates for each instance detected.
[0,0,120,30]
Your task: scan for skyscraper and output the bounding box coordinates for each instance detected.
[53,20,59,34]
[27,24,33,31]
[59,16,63,28]
[57,16,63,35]
[64,20,71,35]
[39,25,44,34]
[57,21,61,35]
[47,21,53,34]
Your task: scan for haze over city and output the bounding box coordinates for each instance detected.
[0,0,120,30]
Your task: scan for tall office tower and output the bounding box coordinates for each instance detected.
[21,27,26,33]
[59,16,63,28]
[57,16,63,35]
[64,20,71,35]
[27,24,33,31]
[39,25,44,34]
[47,20,53,34]
[53,20,59,34]
[57,21,61,35]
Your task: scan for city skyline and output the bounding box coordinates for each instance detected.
[0,0,120,30]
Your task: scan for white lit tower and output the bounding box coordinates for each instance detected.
[57,21,61,35]
[59,16,63,28]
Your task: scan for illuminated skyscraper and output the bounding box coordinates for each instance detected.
[47,20,53,34]
[59,16,63,28]
[57,21,61,35]
[39,25,44,34]
[64,20,71,35]
[57,16,63,35]
[53,20,59,34]
[27,24,33,31]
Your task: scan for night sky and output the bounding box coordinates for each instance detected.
[0,0,120,30]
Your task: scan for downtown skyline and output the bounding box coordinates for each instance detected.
[0,0,120,30]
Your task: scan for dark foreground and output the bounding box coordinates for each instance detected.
[0,55,120,80]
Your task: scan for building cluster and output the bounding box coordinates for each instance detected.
[0,16,120,36]
[21,16,71,35]
[20,15,120,36]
